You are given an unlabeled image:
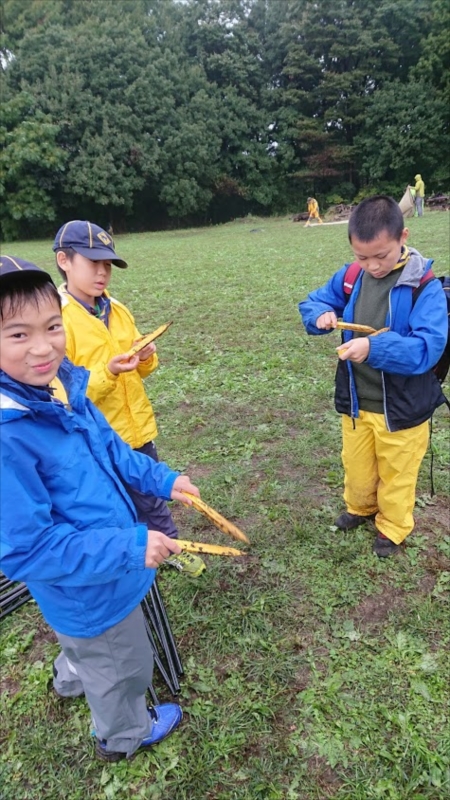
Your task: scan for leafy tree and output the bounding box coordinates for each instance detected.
[273,0,432,198]
[0,94,66,239]
[356,79,449,191]
[413,0,450,108]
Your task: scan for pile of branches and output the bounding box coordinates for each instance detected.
[292,212,309,221]
[426,194,449,211]
[330,203,354,220]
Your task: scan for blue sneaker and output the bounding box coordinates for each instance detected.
[95,703,183,762]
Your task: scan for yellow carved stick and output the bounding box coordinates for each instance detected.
[125,322,173,357]
[177,540,244,556]
[181,492,250,545]
[336,321,377,334]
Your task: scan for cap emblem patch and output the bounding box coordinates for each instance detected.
[97,232,112,246]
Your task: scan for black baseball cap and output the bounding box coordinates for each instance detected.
[0,256,54,285]
[52,220,128,268]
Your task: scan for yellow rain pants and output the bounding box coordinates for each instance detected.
[341,411,429,544]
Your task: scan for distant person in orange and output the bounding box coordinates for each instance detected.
[305,197,323,227]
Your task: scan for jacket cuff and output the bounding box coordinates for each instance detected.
[127,525,148,570]
[104,364,119,382]
[160,472,178,500]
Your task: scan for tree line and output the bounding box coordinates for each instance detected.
[1,0,448,239]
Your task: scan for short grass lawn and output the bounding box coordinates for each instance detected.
[1,212,449,800]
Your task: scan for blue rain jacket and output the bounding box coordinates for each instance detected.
[299,248,447,430]
[0,358,179,637]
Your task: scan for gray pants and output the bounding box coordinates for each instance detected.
[53,605,154,757]
[415,196,424,216]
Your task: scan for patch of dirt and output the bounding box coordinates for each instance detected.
[176,462,215,482]
[306,755,343,796]
[418,573,437,594]
[423,553,450,574]
[0,676,21,695]
[292,665,311,692]
[415,496,449,543]
[352,588,407,627]
[27,616,58,662]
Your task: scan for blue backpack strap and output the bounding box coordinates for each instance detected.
[343,262,362,296]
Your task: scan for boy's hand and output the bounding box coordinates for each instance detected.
[337,338,370,363]
[145,530,181,568]
[171,475,200,504]
[316,311,338,329]
[135,341,156,361]
[108,353,140,375]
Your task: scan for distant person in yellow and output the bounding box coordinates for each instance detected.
[305,197,323,227]
[412,174,425,217]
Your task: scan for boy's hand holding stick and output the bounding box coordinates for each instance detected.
[315,312,389,363]
[108,321,172,375]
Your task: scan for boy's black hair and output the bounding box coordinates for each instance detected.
[348,195,404,243]
[54,247,76,280]
[0,273,61,321]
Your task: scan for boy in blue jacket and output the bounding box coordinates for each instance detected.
[299,196,447,557]
[0,256,200,761]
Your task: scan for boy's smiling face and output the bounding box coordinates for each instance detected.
[350,228,409,279]
[0,294,66,386]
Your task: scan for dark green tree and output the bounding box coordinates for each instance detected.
[0,93,67,239]
[273,0,432,200]
[357,79,449,192]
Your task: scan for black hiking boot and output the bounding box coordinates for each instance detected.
[334,511,376,531]
[373,532,400,558]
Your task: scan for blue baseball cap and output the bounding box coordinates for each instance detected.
[0,255,54,285]
[52,220,128,268]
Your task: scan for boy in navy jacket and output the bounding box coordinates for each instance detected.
[0,256,199,761]
[299,196,447,557]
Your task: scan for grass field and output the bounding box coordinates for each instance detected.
[1,213,449,800]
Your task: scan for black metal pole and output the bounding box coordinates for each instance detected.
[151,581,184,677]
[0,594,31,620]
[0,586,30,610]
[141,599,179,695]
[142,594,180,694]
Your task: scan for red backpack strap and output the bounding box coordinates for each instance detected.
[419,267,436,286]
[343,261,362,296]
[412,266,436,300]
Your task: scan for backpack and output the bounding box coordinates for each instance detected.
[343,262,450,384]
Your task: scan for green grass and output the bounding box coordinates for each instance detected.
[1,212,449,800]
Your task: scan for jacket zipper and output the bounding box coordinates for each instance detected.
[382,289,394,432]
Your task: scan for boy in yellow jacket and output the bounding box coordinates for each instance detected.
[53,220,205,577]
[305,197,323,227]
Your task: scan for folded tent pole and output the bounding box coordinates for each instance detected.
[141,592,181,694]
[0,579,31,620]
[140,599,178,696]
[0,593,32,621]
[150,580,184,678]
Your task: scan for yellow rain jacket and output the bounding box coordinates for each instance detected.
[60,288,158,449]
[414,174,425,197]
[308,198,320,216]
